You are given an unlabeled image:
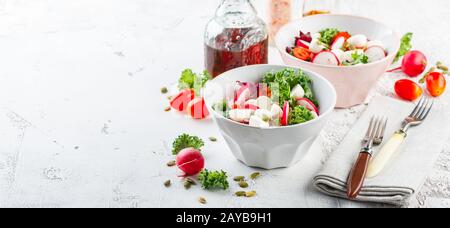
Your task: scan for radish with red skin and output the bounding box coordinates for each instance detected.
[299,31,312,43]
[387,50,428,77]
[365,45,386,63]
[186,97,209,119]
[281,101,289,126]
[244,104,259,110]
[331,37,345,50]
[296,39,310,49]
[176,148,205,176]
[312,51,340,66]
[297,98,319,115]
[170,89,195,112]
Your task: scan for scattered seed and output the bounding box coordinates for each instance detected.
[184,181,192,189]
[235,191,246,197]
[209,137,217,142]
[164,180,171,187]
[198,196,207,204]
[164,106,171,112]
[238,181,249,188]
[245,191,257,197]
[185,178,197,185]
[167,96,172,100]
[250,172,261,180]
[166,160,176,167]
[438,65,449,71]
[262,116,270,122]
[233,176,245,182]
[161,87,168,94]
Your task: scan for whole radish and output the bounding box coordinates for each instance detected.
[176,148,205,176]
[388,50,428,77]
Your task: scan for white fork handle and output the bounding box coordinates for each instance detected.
[366,132,406,178]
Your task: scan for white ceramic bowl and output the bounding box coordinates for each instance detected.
[203,65,336,169]
[275,14,400,108]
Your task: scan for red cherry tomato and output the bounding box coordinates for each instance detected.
[426,72,446,97]
[394,79,423,101]
[170,89,195,112]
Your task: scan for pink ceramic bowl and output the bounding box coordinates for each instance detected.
[275,14,400,108]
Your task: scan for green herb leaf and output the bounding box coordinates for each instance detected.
[178,69,212,96]
[198,169,229,190]
[394,32,413,63]
[319,28,339,45]
[288,106,315,125]
[172,134,205,155]
[262,68,318,107]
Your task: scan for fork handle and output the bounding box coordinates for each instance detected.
[366,132,407,178]
[347,152,372,199]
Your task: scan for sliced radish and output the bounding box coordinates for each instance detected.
[254,109,272,121]
[249,115,270,128]
[244,104,259,110]
[290,84,305,99]
[296,39,310,49]
[367,40,384,49]
[312,33,321,40]
[309,39,327,54]
[170,89,195,112]
[299,31,313,43]
[244,99,258,106]
[234,86,251,107]
[296,98,319,115]
[256,96,273,110]
[364,45,386,63]
[312,51,340,66]
[270,103,283,119]
[331,49,345,63]
[229,109,254,123]
[281,101,289,126]
[347,34,368,49]
[331,36,345,50]
[186,97,209,119]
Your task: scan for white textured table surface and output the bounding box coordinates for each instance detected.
[0,0,449,208]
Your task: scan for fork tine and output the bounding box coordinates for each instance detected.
[378,117,388,139]
[370,117,381,139]
[419,99,434,120]
[365,116,375,138]
[415,97,430,119]
[410,96,425,117]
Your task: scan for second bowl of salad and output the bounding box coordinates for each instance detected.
[275,14,400,108]
[203,65,336,169]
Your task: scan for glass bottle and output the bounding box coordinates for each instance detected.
[204,0,269,77]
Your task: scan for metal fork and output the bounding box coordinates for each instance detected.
[347,116,388,199]
[366,96,434,178]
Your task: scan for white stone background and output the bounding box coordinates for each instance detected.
[0,0,449,208]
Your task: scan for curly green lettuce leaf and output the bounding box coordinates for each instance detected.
[172,133,205,155]
[178,69,212,95]
[262,68,318,107]
[198,169,229,190]
[394,32,413,63]
[288,106,315,125]
[319,28,339,45]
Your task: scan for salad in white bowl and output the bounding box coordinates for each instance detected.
[286,28,387,66]
[213,68,320,128]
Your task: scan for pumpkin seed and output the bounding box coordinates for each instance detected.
[438,65,449,71]
[235,191,246,197]
[164,106,171,112]
[233,176,245,182]
[250,172,261,180]
[209,137,217,142]
[238,181,249,188]
[166,160,176,167]
[164,180,171,188]
[186,178,197,185]
[167,96,172,100]
[161,87,168,94]
[184,181,192,189]
[198,196,207,204]
[245,191,257,197]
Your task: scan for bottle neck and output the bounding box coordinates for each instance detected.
[215,0,257,27]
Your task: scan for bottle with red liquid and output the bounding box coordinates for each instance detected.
[204,0,269,77]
